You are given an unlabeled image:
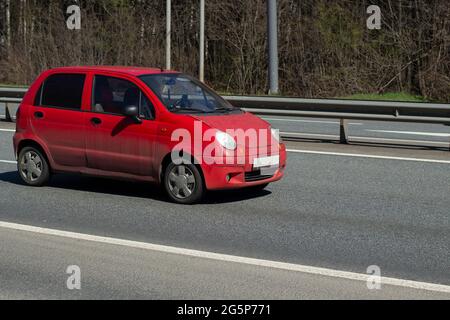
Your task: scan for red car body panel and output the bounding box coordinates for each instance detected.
[13,66,287,191]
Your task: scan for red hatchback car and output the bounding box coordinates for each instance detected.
[13,66,286,204]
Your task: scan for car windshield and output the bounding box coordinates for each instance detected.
[139,74,240,114]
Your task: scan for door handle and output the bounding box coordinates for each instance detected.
[90,117,102,125]
[34,111,44,119]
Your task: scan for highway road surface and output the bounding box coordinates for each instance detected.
[0,121,449,299]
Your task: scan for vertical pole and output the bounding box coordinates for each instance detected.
[267,0,279,95]
[339,119,349,144]
[199,0,205,82]
[5,103,12,122]
[23,0,27,46]
[6,0,11,50]
[165,0,171,70]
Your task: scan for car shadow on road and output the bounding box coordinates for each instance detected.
[0,171,272,204]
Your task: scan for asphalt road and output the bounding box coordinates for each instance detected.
[0,122,449,299]
[1,227,448,300]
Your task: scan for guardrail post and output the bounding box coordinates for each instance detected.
[5,103,12,122]
[339,119,348,144]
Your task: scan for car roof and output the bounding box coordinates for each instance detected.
[48,66,179,77]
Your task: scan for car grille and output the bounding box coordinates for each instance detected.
[245,170,273,182]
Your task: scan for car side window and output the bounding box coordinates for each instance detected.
[140,92,154,119]
[38,74,85,110]
[92,75,155,119]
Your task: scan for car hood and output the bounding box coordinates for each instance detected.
[191,111,276,148]
[191,111,270,131]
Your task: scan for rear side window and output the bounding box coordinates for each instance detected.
[38,74,85,110]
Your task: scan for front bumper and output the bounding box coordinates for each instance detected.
[201,143,287,190]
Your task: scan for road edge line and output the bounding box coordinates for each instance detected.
[0,160,16,164]
[287,149,450,164]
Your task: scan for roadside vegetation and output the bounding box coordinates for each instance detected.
[0,1,448,103]
[340,92,428,102]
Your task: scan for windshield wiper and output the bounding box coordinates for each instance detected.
[170,107,214,114]
[215,106,240,113]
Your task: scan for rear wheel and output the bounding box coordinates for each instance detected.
[18,146,50,186]
[164,162,204,204]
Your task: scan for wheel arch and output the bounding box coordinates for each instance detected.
[17,139,52,171]
[159,152,205,187]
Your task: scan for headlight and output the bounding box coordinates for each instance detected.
[215,131,237,150]
[271,128,282,142]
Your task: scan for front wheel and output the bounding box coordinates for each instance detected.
[18,146,50,186]
[164,163,204,204]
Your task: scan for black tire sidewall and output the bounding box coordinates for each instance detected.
[164,162,204,204]
[18,147,50,186]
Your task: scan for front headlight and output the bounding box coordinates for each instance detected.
[215,131,237,150]
[271,128,282,142]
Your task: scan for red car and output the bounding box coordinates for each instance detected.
[13,66,286,204]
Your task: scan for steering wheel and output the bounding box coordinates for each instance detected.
[171,94,191,109]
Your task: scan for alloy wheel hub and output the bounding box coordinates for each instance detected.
[20,151,42,182]
[168,165,196,199]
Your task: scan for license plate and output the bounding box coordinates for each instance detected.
[253,155,279,168]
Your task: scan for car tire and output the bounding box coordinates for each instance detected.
[164,162,204,204]
[18,146,50,187]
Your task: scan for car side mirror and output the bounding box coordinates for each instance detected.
[123,105,142,123]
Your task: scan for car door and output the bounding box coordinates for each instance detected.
[30,73,88,168]
[85,74,158,177]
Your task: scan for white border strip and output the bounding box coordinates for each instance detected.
[262,117,363,125]
[281,131,450,146]
[288,149,450,164]
[0,129,15,132]
[0,220,449,294]
[1,150,449,166]
[1,149,450,166]
[0,160,16,164]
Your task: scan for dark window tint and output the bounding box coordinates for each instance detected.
[92,75,154,119]
[40,74,85,110]
[140,94,154,119]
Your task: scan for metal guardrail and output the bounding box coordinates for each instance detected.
[0,97,21,122]
[0,87,28,98]
[225,95,450,145]
[1,87,450,147]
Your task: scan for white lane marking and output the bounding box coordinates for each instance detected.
[1,146,450,167]
[352,136,449,145]
[281,132,450,146]
[287,149,450,164]
[0,160,16,164]
[282,132,337,138]
[0,221,449,294]
[262,117,362,125]
[0,129,15,132]
[367,130,450,137]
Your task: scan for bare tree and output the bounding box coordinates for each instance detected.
[0,0,448,102]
